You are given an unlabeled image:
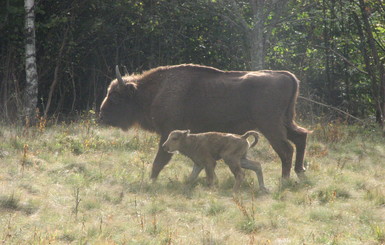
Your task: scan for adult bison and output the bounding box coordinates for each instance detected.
[99,64,309,180]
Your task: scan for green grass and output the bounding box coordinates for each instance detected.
[0,120,384,244]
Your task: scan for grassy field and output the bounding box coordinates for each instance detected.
[0,118,384,244]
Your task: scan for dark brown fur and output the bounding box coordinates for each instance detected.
[162,130,266,192]
[99,64,310,181]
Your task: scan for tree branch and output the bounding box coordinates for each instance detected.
[314,45,369,75]
[298,95,365,123]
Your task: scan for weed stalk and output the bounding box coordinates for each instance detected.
[73,187,81,218]
[99,216,103,234]
[20,144,29,175]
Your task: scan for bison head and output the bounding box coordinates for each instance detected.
[99,66,137,131]
[162,130,190,153]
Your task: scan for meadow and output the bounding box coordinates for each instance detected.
[0,117,384,244]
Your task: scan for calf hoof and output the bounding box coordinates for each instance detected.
[184,179,198,189]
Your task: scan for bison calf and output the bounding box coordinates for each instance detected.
[162,130,266,193]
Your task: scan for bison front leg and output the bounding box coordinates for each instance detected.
[151,135,173,180]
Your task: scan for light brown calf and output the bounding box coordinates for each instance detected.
[162,130,266,193]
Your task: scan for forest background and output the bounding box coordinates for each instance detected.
[1,1,385,243]
[0,0,384,127]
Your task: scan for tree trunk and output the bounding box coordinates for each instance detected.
[249,0,265,70]
[44,27,68,118]
[357,0,385,130]
[24,0,38,122]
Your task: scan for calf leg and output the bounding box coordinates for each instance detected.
[187,163,204,183]
[187,163,219,186]
[240,158,267,192]
[224,157,245,193]
[151,136,173,180]
[287,127,308,178]
[203,159,217,187]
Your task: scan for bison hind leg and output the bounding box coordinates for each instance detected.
[265,136,294,178]
[287,126,308,178]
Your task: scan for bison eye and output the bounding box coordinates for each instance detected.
[109,92,123,104]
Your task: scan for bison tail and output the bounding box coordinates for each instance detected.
[283,72,311,134]
[241,131,259,148]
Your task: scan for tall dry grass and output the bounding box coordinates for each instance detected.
[0,118,384,244]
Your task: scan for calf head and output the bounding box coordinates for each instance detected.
[99,66,137,131]
[162,130,190,153]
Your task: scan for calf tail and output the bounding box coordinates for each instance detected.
[241,131,259,148]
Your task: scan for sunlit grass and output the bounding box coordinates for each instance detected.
[0,120,384,244]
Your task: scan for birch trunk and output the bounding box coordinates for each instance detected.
[249,0,265,70]
[24,0,38,121]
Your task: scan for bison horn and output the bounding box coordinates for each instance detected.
[123,66,129,75]
[115,65,125,86]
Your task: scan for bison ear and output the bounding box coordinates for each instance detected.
[125,83,137,95]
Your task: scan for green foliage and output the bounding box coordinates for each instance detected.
[1,0,384,122]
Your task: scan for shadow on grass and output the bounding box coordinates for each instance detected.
[126,174,274,200]
[271,177,316,201]
[125,177,200,199]
[0,194,39,215]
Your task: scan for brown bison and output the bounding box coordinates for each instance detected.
[99,64,309,181]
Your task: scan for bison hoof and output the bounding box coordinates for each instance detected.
[294,166,306,173]
[259,186,269,194]
[150,176,158,183]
